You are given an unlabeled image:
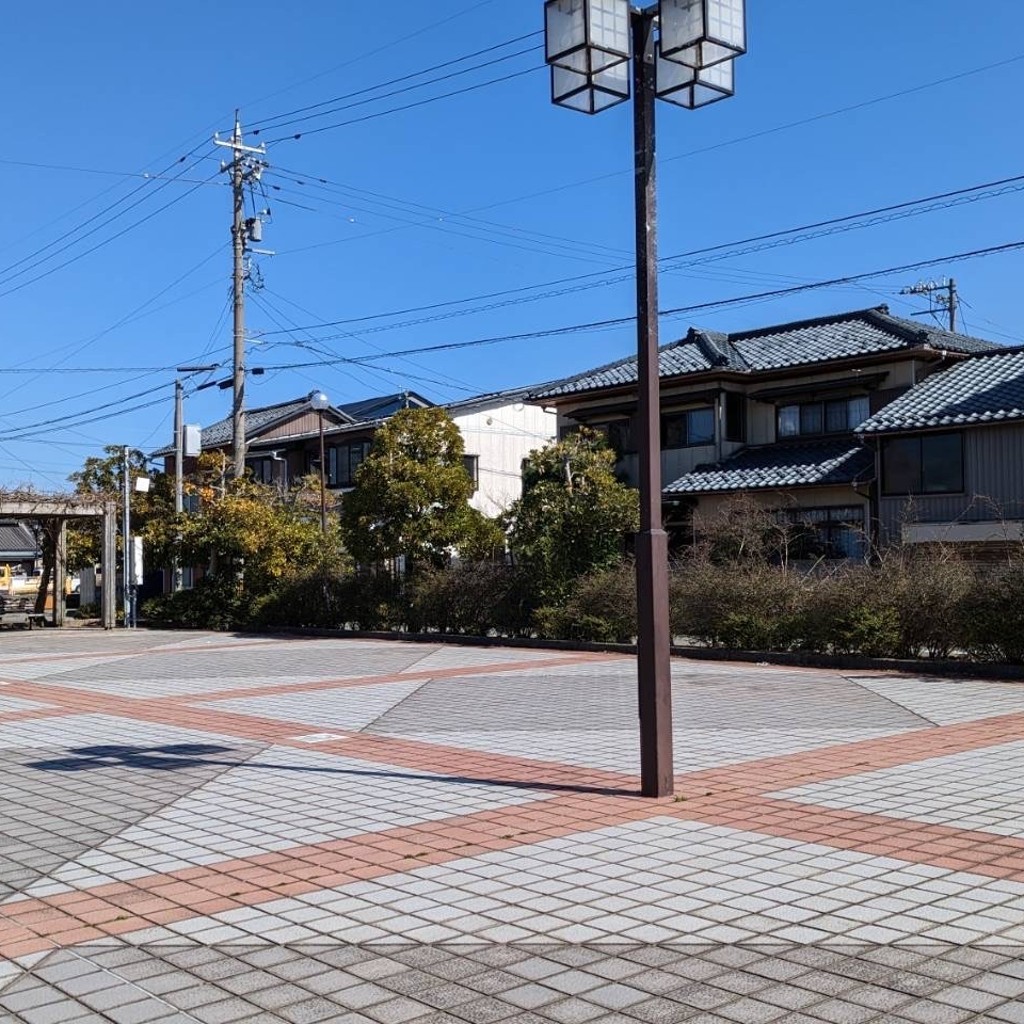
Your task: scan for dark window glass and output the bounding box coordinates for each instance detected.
[662,408,715,448]
[778,405,799,438]
[847,396,870,429]
[725,392,746,442]
[688,408,715,446]
[463,454,479,493]
[883,433,963,495]
[882,437,923,495]
[606,421,633,457]
[662,414,688,449]
[825,400,849,434]
[788,506,866,560]
[922,433,963,493]
[800,403,823,435]
[247,459,274,484]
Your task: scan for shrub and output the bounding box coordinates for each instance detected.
[406,562,534,636]
[670,561,808,650]
[963,562,1024,663]
[536,562,637,643]
[142,575,246,630]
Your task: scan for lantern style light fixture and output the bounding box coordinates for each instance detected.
[659,0,746,70]
[545,0,631,74]
[655,47,734,108]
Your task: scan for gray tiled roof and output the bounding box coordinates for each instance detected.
[0,523,38,557]
[664,440,874,495]
[857,347,1024,435]
[536,307,999,399]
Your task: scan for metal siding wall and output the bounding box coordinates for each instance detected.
[879,424,1024,543]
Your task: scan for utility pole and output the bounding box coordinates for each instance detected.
[900,278,959,333]
[215,112,267,479]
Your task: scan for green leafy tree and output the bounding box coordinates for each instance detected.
[340,407,488,568]
[66,446,173,571]
[503,428,639,603]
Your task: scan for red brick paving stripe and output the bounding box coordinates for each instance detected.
[0,791,651,958]
[673,710,1024,795]
[665,792,1024,880]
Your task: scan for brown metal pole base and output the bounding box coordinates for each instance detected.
[637,526,674,797]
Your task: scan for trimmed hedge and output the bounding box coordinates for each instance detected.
[144,551,1024,665]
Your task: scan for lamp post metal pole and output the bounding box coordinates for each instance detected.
[173,380,184,592]
[318,412,327,534]
[122,446,131,629]
[631,7,674,798]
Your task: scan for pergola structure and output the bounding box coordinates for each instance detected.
[0,496,117,629]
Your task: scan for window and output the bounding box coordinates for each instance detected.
[882,433,964,495]
[724,392,746,443]
[787,506,866,560]
[606,421,634,458]
[662,407,715,449]
[327,441,373,487]
[777,396,871,439]
[463,454,479,494]
[247,458,275,485]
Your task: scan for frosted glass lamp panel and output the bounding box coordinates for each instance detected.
[545,0,630,74]
[660,0,746,69]
[551,63,629,114]
[656,51,734,108]
[587,0,630,71]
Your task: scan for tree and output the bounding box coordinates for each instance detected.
[66,446,173,571]
[340,407,486,568]
[503,429,639,603]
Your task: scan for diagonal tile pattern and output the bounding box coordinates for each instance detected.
[2,628,1024,1024]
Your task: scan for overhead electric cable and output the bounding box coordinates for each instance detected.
[250,32,542,134]
[259,240,1024,370]
[259,173,1024,338]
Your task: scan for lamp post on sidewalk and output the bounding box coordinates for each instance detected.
[543,0,746,797]
[174,365,218,592]
[309,391,330,534]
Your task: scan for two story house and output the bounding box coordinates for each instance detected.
[160,387,556,521]
[533,305,999,556]
[857,346,1024,549]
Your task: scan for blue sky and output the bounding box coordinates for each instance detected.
[1,0,1022,488]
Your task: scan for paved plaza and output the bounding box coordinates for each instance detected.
[1,631,1024,1023]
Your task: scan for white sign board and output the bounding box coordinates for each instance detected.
[184,424,202,458]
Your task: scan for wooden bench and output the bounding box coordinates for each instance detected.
[0,594,46,629]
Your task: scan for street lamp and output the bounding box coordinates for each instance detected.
[544,0,746,798]
[309,390,329,533]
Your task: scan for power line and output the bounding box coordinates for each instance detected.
[249,32,542,134]
[258,171,1024,338]
[262,66,542,144]
[0,143,213,287]
[471,51,1024,214]
[0,160,218,298]
[260,240,1024,370]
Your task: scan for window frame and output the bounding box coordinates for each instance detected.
[881,432,965,496]
[776,396,872,440]
[661,406,717,450]
[462,454,480,494]
[327,440,373,488]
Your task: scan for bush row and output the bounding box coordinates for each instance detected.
[143,550,1024,665]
